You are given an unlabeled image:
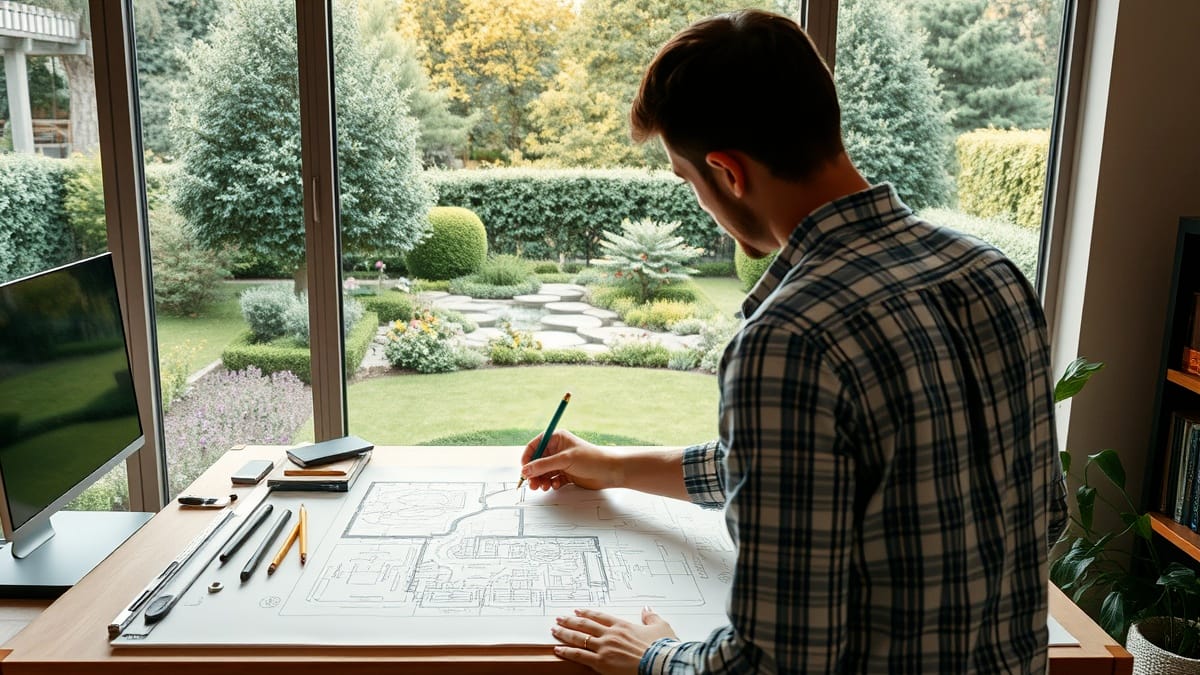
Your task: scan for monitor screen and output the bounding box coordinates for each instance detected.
[0,254,143,533]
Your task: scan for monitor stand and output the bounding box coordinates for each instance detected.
[0,511,153,599]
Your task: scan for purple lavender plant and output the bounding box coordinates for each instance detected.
[162,366,310,497]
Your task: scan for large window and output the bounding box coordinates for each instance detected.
[0,0,132,511]
[7,0,1074,503]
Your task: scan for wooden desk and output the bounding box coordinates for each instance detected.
[0,446,1132,674]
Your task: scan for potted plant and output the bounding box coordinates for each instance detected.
[1050,358,1200,673]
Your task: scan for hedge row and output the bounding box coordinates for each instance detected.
[956,129,1049,230]
[0,154,77,282]
[221,311,378,383]
[427,168,728,262]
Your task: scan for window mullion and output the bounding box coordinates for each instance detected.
[296,1,346,441]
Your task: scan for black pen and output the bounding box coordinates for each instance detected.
[241,509,292,582]
[218,502,274,564]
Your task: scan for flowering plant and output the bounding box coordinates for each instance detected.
[374,260,387,290]
[384,310,462,373]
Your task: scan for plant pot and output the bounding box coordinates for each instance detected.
[1127,617,1200,675]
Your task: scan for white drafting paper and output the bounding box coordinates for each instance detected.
[112,465,736,647]
[1047,615,1080,647]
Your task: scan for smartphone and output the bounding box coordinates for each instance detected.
[230,459,274,485]
[286,435,373,468]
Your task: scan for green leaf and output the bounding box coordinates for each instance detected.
[1077,485,1096,531]
[1088,450,1126,490]
[1133,514,1153,541]
[1158,563,1198,589]
[1099,590,1126,640]
[1054,358,1104,403]
[1059,450,1071,474]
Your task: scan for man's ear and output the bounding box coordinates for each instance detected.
[705,151,747,198]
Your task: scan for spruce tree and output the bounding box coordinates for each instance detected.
[835,0,952,209]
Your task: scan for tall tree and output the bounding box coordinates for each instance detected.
[526,0,786,168]
[172,0,432,289]
[406,0,572,159]
[835,0,952,208]
[906,0,1052,133]
[358,0,474,166]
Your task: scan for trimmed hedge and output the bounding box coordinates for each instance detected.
[359,291,415,324]
[735,246,778,291]
[448,275,541,299]
[221,311,378,383]
[405,206,488,281]
[0,154,77,282]
[427,168,729,262]
[956,129,1049,230]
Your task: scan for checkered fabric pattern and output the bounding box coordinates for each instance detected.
[642,184,1067,674]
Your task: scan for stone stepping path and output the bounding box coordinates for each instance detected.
[545,301,593,315]
[533,331,588,349]
[577,326,654,345]
[539,315,603,332]
[360,283,706,373]
[512,294,559,307]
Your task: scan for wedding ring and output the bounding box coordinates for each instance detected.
[583,635,590,649]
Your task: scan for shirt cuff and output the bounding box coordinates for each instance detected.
[682,440,725,509]
[640,637,685,675]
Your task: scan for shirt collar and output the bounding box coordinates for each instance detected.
[741,183,912,319]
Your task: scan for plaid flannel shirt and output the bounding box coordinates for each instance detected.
[642,184,1068,674]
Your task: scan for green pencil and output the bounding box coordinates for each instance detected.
[517,392,571,489]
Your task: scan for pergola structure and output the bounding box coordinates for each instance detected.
[0,1,85,154]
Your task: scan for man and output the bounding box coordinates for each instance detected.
[520,9,1067,674]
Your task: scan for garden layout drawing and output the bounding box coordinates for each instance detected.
[112,466,736,647]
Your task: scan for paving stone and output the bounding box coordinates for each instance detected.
[577,326,653,345]
[440,300,504,313]
[430,294,471,306]
[582,308,619,325]
[415,291,449,302]
[539,315,604,332]
[460,327,504,345]
[460,312,497,327]
[512,294,559,307]
[540,282,587,294]
[545,301,593,315]
[532,331,588,349]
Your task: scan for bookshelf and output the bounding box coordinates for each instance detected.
[1145,218,1200,562]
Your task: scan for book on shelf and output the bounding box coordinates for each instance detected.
[1185,291,1200,376]
[267,450,371,492]
[1160,411,1200,527]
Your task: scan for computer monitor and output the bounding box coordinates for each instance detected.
[0,253,145,559]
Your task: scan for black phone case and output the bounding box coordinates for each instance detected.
[231,460,274,484]
[286,435,374,468]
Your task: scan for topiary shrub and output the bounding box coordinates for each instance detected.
[405,206,488,280]
[359,291,415,324]
[735,246,779,291]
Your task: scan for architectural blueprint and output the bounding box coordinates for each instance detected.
[112,465,736,647]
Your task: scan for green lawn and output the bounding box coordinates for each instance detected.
[294,365,720,447]
[690,276,745,318]
[155,281,283,373]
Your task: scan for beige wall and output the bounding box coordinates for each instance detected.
[1051,0,1200,512]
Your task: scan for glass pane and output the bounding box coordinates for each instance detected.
[334,1,799,449]
[834,0,1068,284]
[132,0,313,498]
[0,1,133,512]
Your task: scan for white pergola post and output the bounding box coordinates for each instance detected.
[2,39,33,153]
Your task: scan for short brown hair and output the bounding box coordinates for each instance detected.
[630,10,843,180]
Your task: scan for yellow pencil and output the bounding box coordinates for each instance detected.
[267,517,301,575]
[299,504,308,565]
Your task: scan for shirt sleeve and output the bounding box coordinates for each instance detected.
[1047,452,1068,550]
[682,440,726,509]
[643,323,858,674]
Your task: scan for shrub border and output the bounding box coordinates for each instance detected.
[221,311,379,384]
